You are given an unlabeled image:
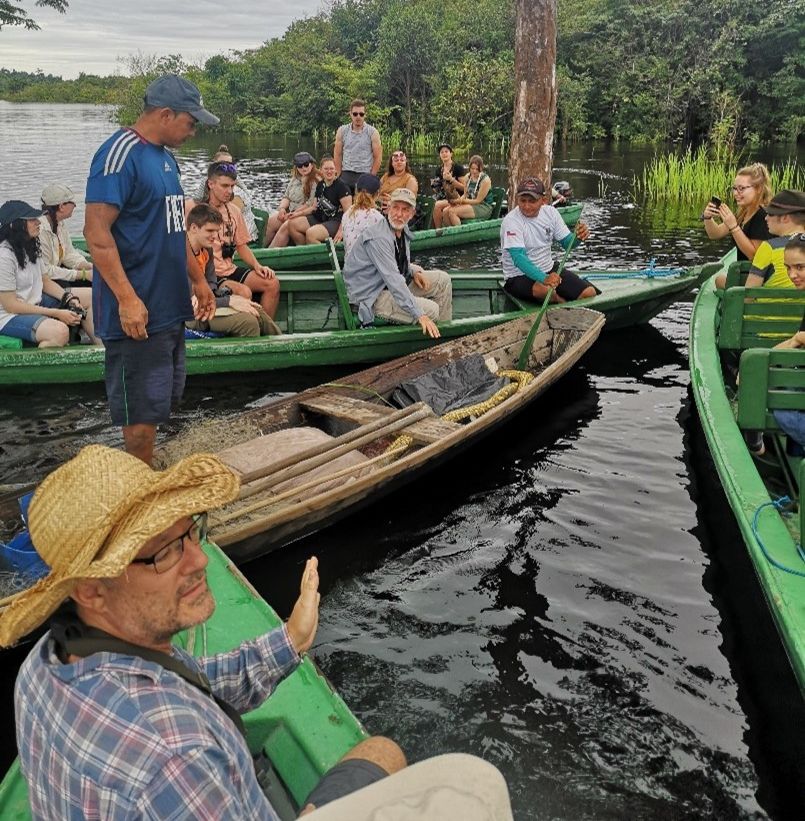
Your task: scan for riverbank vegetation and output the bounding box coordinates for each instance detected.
[2,0,802,147]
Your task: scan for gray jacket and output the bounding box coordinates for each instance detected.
[343,218,420,326]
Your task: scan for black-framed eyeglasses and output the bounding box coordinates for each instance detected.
[351,111,366,117]
[131,512,208,574]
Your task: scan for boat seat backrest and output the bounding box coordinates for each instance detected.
[736,348,805,431]
[489,187,506,219]
[327,239,357,331]
[717,286,805,350]
[723,260,751,290]
[416,195,436,230]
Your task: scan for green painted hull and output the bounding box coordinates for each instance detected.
[0,542,366,818]
[0,267,707,385]
[689,250,805,694]
[71,204,583,270]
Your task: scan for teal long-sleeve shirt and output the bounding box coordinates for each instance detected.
[507,234,580,282]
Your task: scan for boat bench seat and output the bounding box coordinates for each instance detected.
[300,394,462,444]
[718,260,752,292]
[737,348,805,434]
[717,286,805,350]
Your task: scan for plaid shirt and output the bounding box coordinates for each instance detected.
[15,626,299,820]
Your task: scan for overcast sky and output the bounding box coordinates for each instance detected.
[2,0,323,78]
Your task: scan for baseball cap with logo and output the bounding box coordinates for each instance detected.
[144,75,220,126]
[516,178,547,199]
[41,183,76,207]
[765,189,805,216]
[389,188,416,208]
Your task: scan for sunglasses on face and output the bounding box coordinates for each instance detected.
[351,111,366,118]
[295,162,312,169]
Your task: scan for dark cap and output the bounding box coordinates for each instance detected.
[293,151,314,167]
[0,200,44,227]
[516,178,547,199]
[765,189,805,216]
[144,74,220,126]
[437,143,453,153]
[355,173,381,195]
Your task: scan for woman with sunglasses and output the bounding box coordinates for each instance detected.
[263,152,320,247]
[439,155,493,227]
[379,151,419,212]
[702,162,772,287]
[38,183,93,286]
[287,156,353,246]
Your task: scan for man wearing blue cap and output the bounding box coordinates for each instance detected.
[84,75,219,465]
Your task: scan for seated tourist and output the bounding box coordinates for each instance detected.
[288,156,353,245]
[500,177,598,304]
[184,204,279,338]
[38,183,93,286]
[0,199,95,347]
[263,152,320,247]
[343,188,452,338]
[440,155,493,227]
[431,144,466,228]
[187,161,279,318]
[193,146,258,241]
[745,190,805,290]
[0,444,410,818]
[341,174,385,257]
[551,180,573,206]
[378,150,419,212]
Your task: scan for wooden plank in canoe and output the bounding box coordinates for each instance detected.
[300,394,462,443]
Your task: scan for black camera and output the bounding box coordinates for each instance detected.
[221,242,236,259]
[60,293,87,320]
[430,176,444,193]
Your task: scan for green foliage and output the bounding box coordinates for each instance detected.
[1,0,801,147]
[635,146,805,201]
[0,0,67,31]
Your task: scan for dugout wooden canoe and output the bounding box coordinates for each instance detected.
[146,306,606,564]
[0,541,366,819]
[689,248,805,694]
[0,264,712,386]
[71,204,583,270]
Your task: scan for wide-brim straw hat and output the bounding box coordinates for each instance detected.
[0,444,240,647]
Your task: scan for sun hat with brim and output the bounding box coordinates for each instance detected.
[0,200,44,227]
[765,189,805,216]
[41,183,77,207]
[144,74,220,126]
[388,188,416,208]
[0,444,239,647]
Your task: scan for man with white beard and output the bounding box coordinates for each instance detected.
[342,188,452,337]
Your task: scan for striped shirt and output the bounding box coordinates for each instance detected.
[16,626,299,819]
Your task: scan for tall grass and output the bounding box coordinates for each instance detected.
[635,147,804,201]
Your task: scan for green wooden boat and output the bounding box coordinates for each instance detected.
[0,264,711,386]
[0,540,366,819]
[71,203,583,271]
[689,249,805,694]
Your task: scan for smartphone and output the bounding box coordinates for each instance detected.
[710,195,722,208]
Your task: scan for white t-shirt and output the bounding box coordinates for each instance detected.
[500,205,570,279]
[341,207,385,258]
[0,241,44,332]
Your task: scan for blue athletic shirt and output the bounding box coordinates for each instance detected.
[86,128,192,340]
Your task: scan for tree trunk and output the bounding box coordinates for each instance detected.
[508,0,558,199]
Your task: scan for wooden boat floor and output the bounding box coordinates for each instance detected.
[300,394,462,443]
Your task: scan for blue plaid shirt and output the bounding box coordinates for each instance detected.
[15,626,300,820]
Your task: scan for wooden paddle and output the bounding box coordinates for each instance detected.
[515,220,582,370]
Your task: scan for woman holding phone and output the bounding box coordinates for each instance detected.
[702,162,772,286]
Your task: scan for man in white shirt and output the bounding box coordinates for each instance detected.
[500,177,597,303]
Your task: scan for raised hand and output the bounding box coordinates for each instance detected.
[287,557,320,654]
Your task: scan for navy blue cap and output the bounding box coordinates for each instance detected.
[356,174,381,194]
[0,200,44,227]
[144,75,220,126]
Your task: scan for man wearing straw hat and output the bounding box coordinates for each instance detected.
[0,445,410,818]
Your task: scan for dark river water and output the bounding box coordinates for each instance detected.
[0,103,803,819]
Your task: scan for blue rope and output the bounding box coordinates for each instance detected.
[750,496,805,577]
[585,257,685,281]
